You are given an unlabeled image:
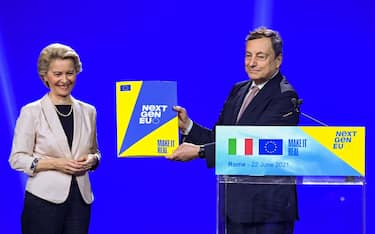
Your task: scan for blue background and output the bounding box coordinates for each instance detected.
[0,0,373,233]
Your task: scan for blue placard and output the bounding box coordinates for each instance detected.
[215,126,365,176]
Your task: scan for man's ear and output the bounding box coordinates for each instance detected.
[275,54,282,69]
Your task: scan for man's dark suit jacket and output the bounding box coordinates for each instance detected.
[184,72,299,223]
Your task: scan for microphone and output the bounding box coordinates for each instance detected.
[291,98,328,126]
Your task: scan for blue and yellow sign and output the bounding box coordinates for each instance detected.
[116,81,179,157]
[215,126,365,176]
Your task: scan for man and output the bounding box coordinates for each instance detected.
[167,27,299,234]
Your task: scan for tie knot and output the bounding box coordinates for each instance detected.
[250,85,259,92]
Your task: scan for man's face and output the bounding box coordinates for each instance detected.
[244,37,282,84]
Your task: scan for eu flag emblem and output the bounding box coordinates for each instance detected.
[120,85,131,91]
[259,139,283,155]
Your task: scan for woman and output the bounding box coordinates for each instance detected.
[9,43,100,234]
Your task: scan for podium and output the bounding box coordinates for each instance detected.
[215,126,366,234]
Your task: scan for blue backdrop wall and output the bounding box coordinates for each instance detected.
[1,0,373,233]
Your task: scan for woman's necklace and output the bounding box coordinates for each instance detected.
[54,105,73,117]
[48,93,73,117]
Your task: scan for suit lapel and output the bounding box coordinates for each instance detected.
[237,75,280,122]
[245,85,268,113]
[41,94,72,158]
[233,81,252,123]
[250,74,281,110]
[71,97,82,159]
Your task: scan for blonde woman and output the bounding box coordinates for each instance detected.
[9,43,100,234]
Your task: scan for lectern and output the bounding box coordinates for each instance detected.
[215,126,366,234]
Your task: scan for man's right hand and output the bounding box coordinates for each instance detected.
[173,105,191,132]
[166,142,200,162]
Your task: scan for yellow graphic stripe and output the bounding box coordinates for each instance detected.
[119,117,179,157]
[300,127,365,175]
[116,81,143,153]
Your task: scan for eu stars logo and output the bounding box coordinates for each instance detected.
[259,139,283,155]
[120,84,131,91]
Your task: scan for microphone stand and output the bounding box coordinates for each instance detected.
[292,98,359,184]
[300,112,328,126]
[292,98,328,126]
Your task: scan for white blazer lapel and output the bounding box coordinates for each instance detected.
[41,95,72,158]
[71,97,82,159]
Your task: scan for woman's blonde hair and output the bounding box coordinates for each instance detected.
[37,43,82,87]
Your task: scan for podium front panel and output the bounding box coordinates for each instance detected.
[215,126,365,177]
[215,126,366,234]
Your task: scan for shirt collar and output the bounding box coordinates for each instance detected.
[251,70,279,90]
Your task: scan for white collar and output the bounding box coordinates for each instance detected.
[251,70,279,90]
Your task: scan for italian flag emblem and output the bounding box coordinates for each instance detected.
[228,138,253,155]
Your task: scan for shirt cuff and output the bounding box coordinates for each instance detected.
[89,153,100,171]
[181,119,193,135]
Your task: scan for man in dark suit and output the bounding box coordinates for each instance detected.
[168,27,299,234]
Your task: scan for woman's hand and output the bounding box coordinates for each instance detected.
[76,154,98,172]
[37,157,87,175]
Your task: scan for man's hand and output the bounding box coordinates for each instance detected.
[173,105,191,132]
[166,142,200,162]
